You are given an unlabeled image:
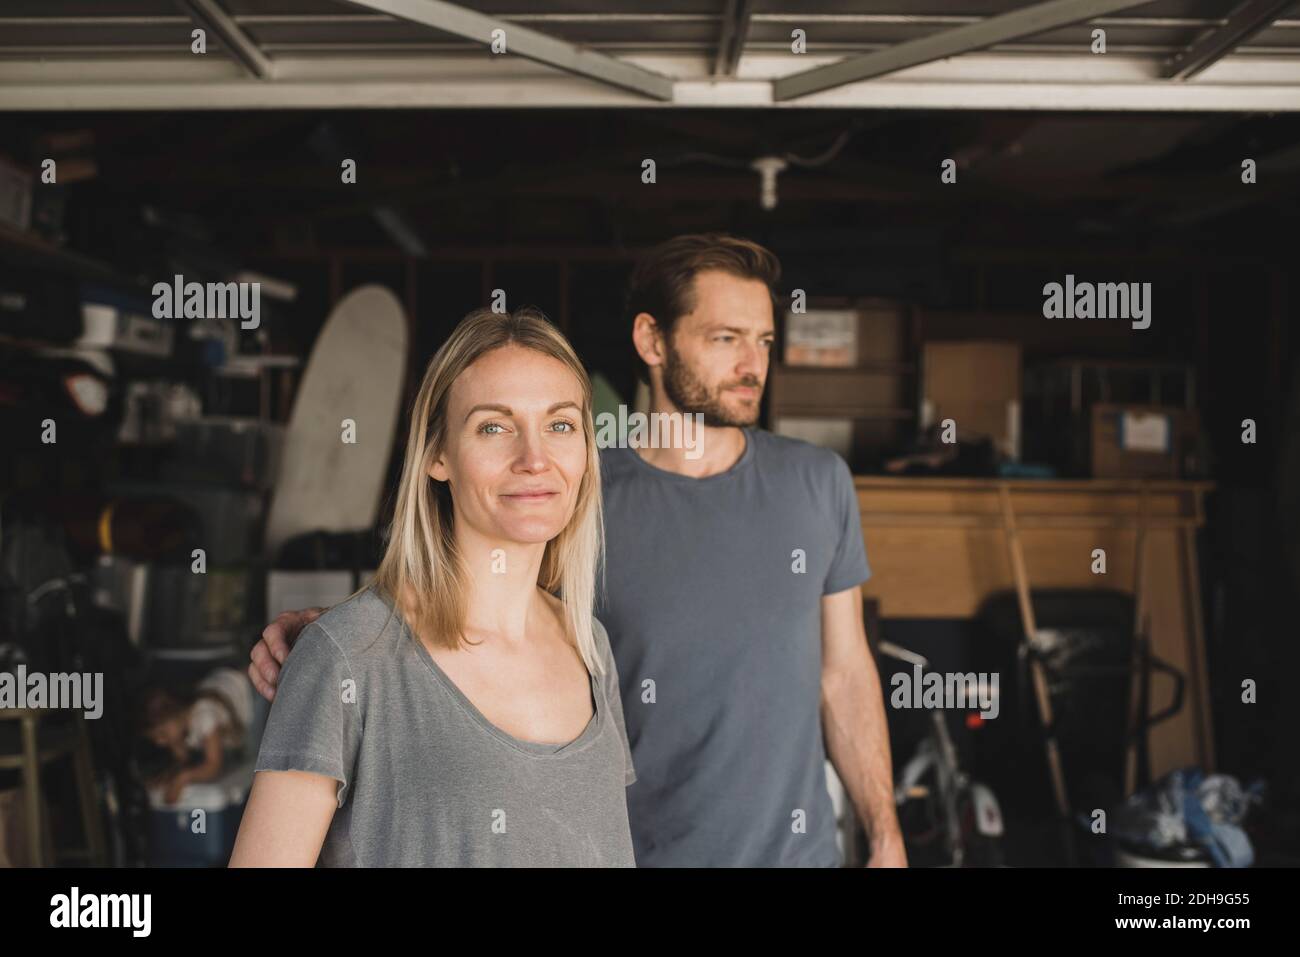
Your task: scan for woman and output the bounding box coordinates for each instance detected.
[230,307,636,867]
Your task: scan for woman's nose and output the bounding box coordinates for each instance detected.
[513,432,549,472]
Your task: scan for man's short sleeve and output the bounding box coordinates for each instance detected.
[823,453,872,595]
[253,622,362,807]
[595,618,636,786]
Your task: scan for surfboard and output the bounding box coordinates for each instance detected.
[264,285,408,555]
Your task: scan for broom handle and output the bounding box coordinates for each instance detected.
[998,484,1072,820]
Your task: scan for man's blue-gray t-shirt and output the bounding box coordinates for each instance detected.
[598,427,871,866]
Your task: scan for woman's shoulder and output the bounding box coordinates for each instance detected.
[304,586,404,660]
[538,589,613,670]
[589,613,617,673]
[539,590,609,638]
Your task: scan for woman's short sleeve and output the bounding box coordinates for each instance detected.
[253,622,362,807]
[595,617,636,786]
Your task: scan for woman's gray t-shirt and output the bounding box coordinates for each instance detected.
[253,587,637,867]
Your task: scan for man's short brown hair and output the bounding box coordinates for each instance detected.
[625,233,781,383]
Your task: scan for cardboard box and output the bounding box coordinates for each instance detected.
[922,341,1022,457]
[1091,404,1196,478]
[784,302,906,367]
[785,309,857,367]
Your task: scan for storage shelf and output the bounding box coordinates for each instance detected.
[0,220,141,288]
[774,360,915,375]
[773,406,915,420]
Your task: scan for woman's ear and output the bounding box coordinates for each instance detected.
[428,454,449,483]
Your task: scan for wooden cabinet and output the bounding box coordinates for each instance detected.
[854,476,1214,780]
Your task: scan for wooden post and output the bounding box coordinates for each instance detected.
[20,712,44,867]
[73,713,106,865]
[1180,522,1215,770]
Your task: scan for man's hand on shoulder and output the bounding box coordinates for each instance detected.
[248,608,325,701]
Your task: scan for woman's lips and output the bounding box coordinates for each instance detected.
[501,491,559,502]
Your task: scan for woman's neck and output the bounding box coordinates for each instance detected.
[454,525,549,643]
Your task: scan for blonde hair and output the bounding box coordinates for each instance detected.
[372,306,605,674]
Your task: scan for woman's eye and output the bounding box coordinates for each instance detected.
[478,422,505,435]
[551,420,577,433]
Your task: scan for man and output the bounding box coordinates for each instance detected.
[251,234,905,867]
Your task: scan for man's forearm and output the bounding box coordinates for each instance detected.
[822,659,901,847]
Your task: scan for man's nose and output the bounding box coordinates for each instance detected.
[736,340,765,379]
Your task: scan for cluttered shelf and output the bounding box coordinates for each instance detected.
[0,218,139,287]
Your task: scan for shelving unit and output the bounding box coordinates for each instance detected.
[768,299,917,471]
[0,220,144,289]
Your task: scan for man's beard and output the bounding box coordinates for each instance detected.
[662,341,763,428]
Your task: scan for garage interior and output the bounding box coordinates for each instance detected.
[0,0,1298,868]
